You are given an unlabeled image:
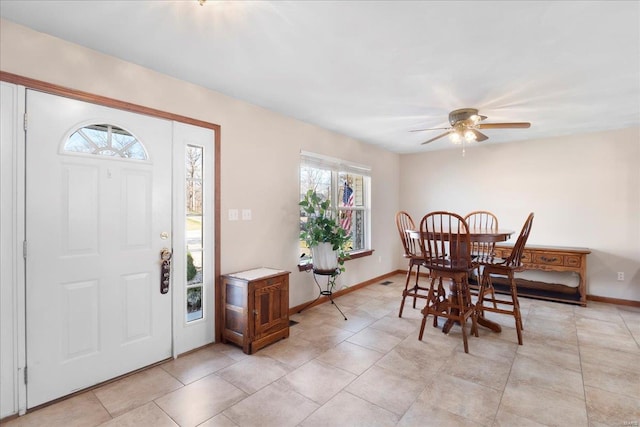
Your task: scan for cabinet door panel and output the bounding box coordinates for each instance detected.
[255,283,285,334]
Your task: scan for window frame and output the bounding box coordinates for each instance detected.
[299,151,372,270]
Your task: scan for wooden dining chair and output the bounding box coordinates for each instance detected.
[475,212,534,345]
[395,211,431,317]
[464,210,499,305]
[418,211,478,353]
[464,210,499,261]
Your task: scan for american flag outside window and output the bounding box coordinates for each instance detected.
[340,181,354,231]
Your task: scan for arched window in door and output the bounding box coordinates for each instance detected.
[63,124,148,160]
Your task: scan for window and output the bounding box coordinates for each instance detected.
[185,145,204,322]
[299,151,371,264]
[63,124,147,160]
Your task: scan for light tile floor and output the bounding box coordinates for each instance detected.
[4,274,640,427]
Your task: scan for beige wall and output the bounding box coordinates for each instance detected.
[0,18,401,308]
[400,129,640,301]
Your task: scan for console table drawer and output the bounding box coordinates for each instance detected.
[532,253,563,266]
[565,255,582,267]
[494,248,531,263]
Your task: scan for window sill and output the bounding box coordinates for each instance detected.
[297,249,374,272]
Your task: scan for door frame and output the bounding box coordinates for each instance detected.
[0,71,221,415]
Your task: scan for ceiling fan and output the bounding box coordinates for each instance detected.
[411,108,531,145]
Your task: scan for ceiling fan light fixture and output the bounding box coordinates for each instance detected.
[464,129,477,142]
[469,114,481,124]
[449,131,462,144]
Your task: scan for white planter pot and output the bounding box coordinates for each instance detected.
[311,242,339,273]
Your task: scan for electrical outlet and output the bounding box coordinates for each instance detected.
[617,272,624,281]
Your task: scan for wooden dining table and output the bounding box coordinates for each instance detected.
[408,227,514,333]
[408,228,514,245]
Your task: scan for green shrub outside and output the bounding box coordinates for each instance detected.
[187,252,197,281]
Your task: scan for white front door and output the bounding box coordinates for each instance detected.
[25,90,173,408]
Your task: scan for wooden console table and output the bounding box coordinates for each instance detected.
[492,244,591,306]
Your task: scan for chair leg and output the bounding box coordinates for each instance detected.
[455,278,469,353]
[509,272,523,345]
[476,269,488,319]
[419,279,435,341]
[398,263,414,318]
[465,278,479,338]
[433,277,443,328]
[418,314,427,341]
[512,281,524,332]
[487,271,498,309]
[412,265,421,308]
[420,274,445,340]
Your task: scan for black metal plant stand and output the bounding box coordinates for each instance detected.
[298,268,348,320]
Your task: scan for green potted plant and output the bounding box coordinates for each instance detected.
[299,189,351,274]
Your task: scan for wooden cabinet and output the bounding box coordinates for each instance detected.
[493,244,590,306]
[219,268,290,354]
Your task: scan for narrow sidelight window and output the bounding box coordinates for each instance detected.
[186,145,204,322]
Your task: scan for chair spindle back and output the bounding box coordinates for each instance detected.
[505,213,535,268]
[464,210,499,260]
[420,211,473,272]
[395,211,420,258]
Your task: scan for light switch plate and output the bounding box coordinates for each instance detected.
[228,209,239,221]
[242,209,252,220]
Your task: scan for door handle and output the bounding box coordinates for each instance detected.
[160,248,172,294]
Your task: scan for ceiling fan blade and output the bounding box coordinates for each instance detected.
[478,122,531,129]
[409,127,450,132]
[472,130,489,142]
[421,131,451,145]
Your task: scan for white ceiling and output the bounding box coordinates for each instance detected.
[1,0,639,153]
